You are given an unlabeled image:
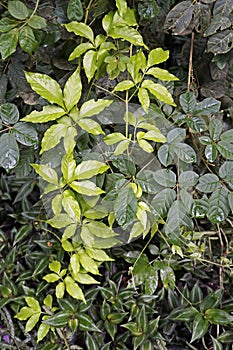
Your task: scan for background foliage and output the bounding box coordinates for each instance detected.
[0,0,233,349]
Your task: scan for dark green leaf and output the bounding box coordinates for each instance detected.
[112,155,136,176]
[114,185,137,228]
[19,26,38,54]
[207,30,233,54]
[67,0,84,21]
[172,143,196,163]
[165,200,193,235]
[167,128,186,143]
[28,15,47,29]
[178,171,199,189]
[209,119,222,140]
[205,144,218,162]
[217,331,233,343]
[217,141,233,160]
[205,308,232,325]
[191,313,209,343]
[0,18,18,32]
[104,320,117,340]
[211,335,223,350]
[12,122,38,146]
[196,173,220,193]
[213,0,233,16]
[136,170,163,194]
[179,91,196,114]
[194,98,221,116]
[200,289,222,313]
[77,313,101,332]
[207,188,229,223]
[158,144,174,166]
[0,102,19,124]
[170,307,198,321]
[151,188,176,220]
[85,332,99,350]
[0,133,19,170]
[187,116,206,133]
[164,1,194,35]
[43,311,72,327]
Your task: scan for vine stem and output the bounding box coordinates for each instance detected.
[187,32,195,92]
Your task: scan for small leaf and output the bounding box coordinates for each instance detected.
[83,50,97,81]
[207,30,233,54]
[49,261,61,274]
[138,87,150,113]
[40,123,68,154]
[37,323,50,343]
[108,26,146,48]
[25,72,64,107]
[179,91,196,114]
[0,102,19,124]
[43,273,60,283]
[104,132,126,145]
[74,160,109,180]
[79,99,112,119]
[154,169,176,187]
[113,80,135,91]
[178,171,199,189]
[172,142,196,163]
[69,42,94,61]
[43,311,72,327]
[195,98,221,116]
[8,1,29,20]
[78,118,104,135]
[15,307,34,320]
[56,282,65,299]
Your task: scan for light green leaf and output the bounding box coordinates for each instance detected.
[74,272,100,284]
[63,68,82,111]
[0,30,18,60]
[64,22,94,43]
[142,80,176,106]
[47,213,74,228]
[8,1,29,20]
[64,276,85,301]
[128,221,144,242]
[84,220,117,238]
[79,251,100,275]
[25,297,41,312]
[142,130,166,143]
[113,80,135,91]
[40,123,68,154]
[102,12,114,33]
[62,151,76,182]
[85,247,114,261]
[49,261,61,274]
[108,26,147,48]
[28,15,47,29]
[52,194,62,216]
[56,282,65,299]
[37,323,50,343]
[138,87,150,113]
[78,118,104,135]
[70,180,105,196]
[25,313,41,333]
[79,99,112,119]
[146,67,178,81]
[22,105,66,123]
[138,139,154,153]
[70,253,80,273]
[104,132,126,145]
[74,160,109,180]
[69,42,94,61]
[31,164,58,185]
[62,224,77,241]
[19,26,37,54]
[114,139,130,155]
[84,205,108,219]
[147,48,169,67]
[63,125,77,152]
[15,307,34,320]
[83,50,97,82]
[43,273,60,283]
[62,190,81,222]
[116,0,127,16]
[25,72,64,107]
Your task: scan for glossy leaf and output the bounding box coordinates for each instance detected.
[165,200,193,234]
[64,22,94,43]
[63,68,82,111]
[22,105,65,123]
[12,122,38,146]
[147,48,169,66]
[0,30,18,60]
[40,123,68,154]
[179,91,196,114]
[74,160,109,180]
[154,169,176,187]
[25,313,41,333]
[64,276,85,301]
[0,133,19,170]
[25,72,64,107]
[178,171,199,189]
[207,30,233,54]
[172,143,196,163]
[196,173,220,193]
[69,42,94,61]
[146,67,178,81]
[43,311,72,327]
[19,26,37,54]
[0,102,19,124]
[142,80,176,106]
[31,164,58,185]
[108,26,146,47]
[205,308,232,325]
[70,180,105,195]
[114,185,137,228]
[83,50,97,81]
[138,87,150,113]
[37,323,50,343]
[190,313,209,343]
[164,1,194,35]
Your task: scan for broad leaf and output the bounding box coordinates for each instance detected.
[172,143,196,163]
[207,30,233,54]
[8,1,29,20]
[28,15,47,29]
[31,164,58,185]
[40,123,68,154]
[179,91,196,114]
[196,173,220,193]
[146,67,178,81]
[0,102,19,124]
[25,72,64,107]
[74,160,109,180]
[114,185,137,228]
[190,313,209,343]
[178,171,199,189]
[142,80,176,106]
[0,30,18,60]
[164,1,194,35]
[65,276,85,301]
[63,68,82,111]
[12,122,38,146]
[64,22,94,43]
[19,26,37,54]
[78,118,104,135]
[69,42,94,61]
[158,144,174,166]
[147,48,169,66]
[154,169,176,187]
[165,200,193,235]
[62,190,81,222]
[84,221,117,238]
[70,180,105,195]
[79,99,112,119]
[108,26,146,48]
[194,97,221,116]
[67,0,84,21]
[22,105,66,123]
[113,80,135,91]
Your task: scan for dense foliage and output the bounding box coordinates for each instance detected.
[0,0,233,349]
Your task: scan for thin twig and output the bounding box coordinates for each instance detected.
[187,32,195,92]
